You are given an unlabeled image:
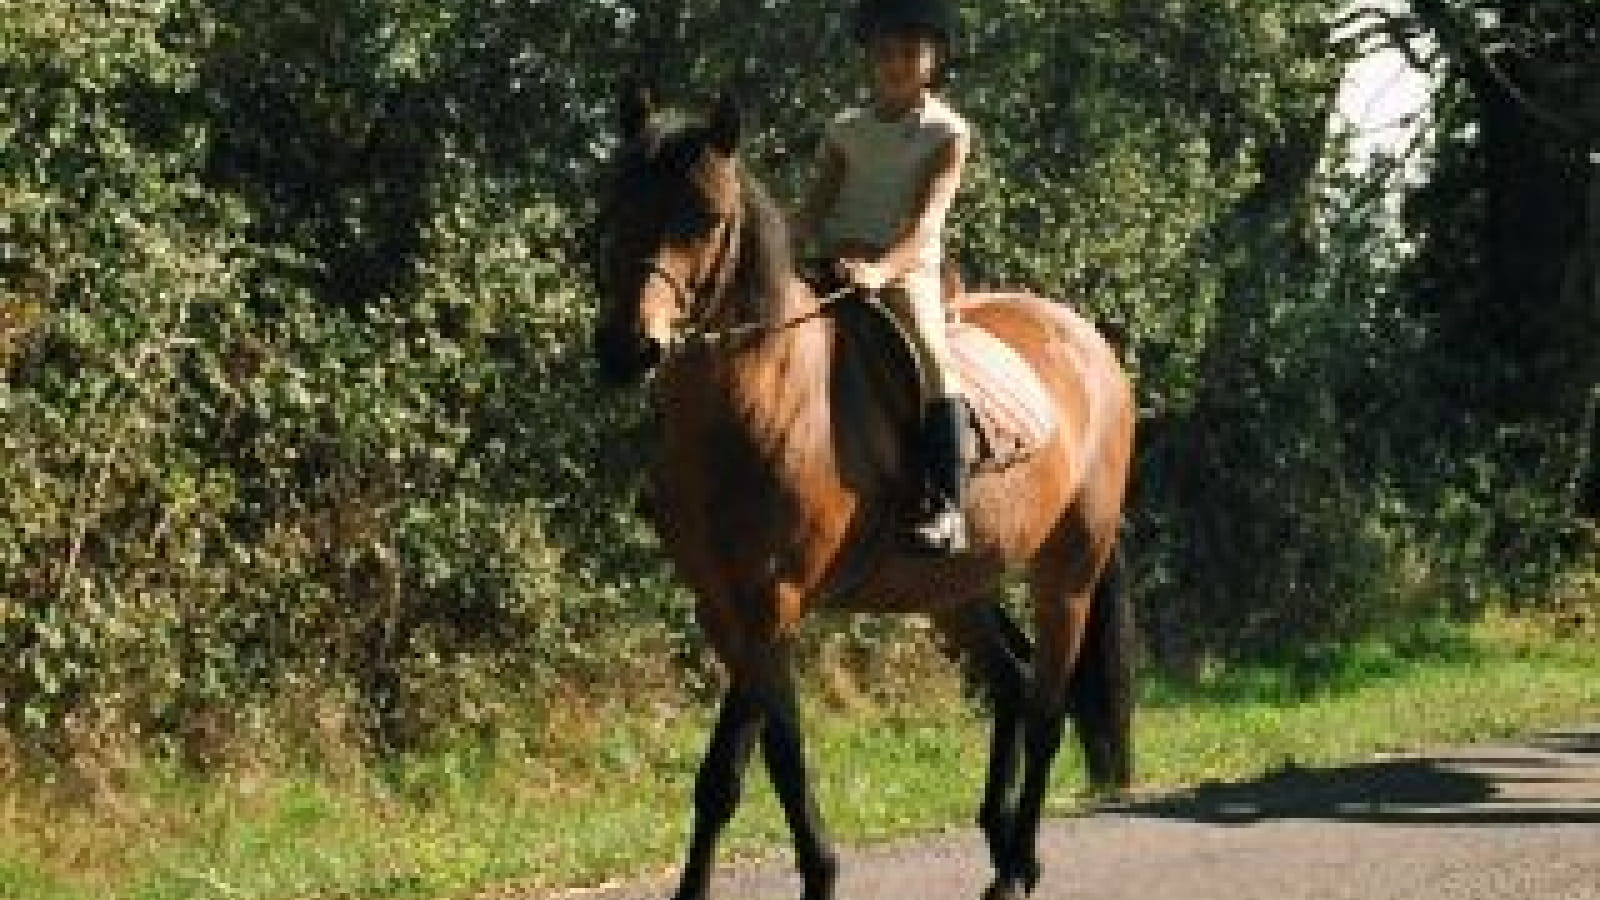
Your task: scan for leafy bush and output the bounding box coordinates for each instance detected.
[0,0,1589,761]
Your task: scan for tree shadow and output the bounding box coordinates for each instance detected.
[1109,731,1600,827]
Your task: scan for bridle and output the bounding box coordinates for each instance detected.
[634,200,741,337]
[631,200,856,355]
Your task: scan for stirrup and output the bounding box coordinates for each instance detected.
[905,505,969,555]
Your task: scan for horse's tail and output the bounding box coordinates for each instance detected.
[1068,540,1136,792]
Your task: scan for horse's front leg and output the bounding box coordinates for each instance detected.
[754,638,839,900]
[672,683,763,900]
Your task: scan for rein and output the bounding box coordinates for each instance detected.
[636,200,862,355]
[665,285,858,352]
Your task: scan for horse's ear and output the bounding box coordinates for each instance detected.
[708,90,742,155]
[620,79,655,141]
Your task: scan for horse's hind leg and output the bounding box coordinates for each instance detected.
[933,602,1031,880]
[1069,542,1135,792]
[987,522,1119,900]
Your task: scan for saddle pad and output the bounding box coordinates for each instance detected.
[949,323,1058,473]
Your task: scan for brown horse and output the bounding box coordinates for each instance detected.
[592,87,1136,900]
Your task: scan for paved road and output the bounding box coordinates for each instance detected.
[542,727,1600,900]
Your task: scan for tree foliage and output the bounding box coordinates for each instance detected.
[1340,0,1598,597]
[0,0,1588,756]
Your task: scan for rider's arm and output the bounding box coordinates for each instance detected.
[847,130,968,290]
[793,139,846,254]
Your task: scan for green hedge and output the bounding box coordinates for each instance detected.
[0,0,1587,757]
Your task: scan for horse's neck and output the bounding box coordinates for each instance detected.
[664,277,836,462]
[727,277,830,420]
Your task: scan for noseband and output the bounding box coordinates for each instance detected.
[633,203,744,349]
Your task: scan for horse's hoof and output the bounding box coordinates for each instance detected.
[982,858,1040,900]
[799,855,838,900]
[981,881,1024,900]
[670,879,711,900]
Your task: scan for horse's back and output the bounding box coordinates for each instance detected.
[954,291,1131,410]
[954,291,1135,510]
[819,291,1134,610]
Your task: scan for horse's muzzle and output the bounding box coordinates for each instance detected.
[594,323,665,386]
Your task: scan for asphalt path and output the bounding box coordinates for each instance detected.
[541,726,1600,900]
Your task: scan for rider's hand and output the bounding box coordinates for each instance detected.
[837,258,889,292]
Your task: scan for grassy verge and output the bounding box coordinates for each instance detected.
[0,618,1594,900]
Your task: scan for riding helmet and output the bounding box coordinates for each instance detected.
[853,0,959,49]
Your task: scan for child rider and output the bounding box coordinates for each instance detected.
[795,0,973,555]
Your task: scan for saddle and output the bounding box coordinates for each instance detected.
[816,265,1057,477]
[947,315,1058,473]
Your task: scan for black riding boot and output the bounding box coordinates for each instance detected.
[906,396,969,555]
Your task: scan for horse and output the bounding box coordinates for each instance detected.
[591,86,1137,900]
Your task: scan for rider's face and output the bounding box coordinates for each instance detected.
[867,30,939,106]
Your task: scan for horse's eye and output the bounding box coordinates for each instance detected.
[666,205,719,240]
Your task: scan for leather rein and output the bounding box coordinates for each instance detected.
[633,204,857,355]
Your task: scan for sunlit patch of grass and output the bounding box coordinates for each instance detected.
[0,622,1594,900]
[0,853,72,900]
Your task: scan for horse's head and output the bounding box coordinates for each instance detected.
[593,84,746,385]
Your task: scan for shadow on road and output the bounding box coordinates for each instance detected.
[1539,730,1600,755]
[1108,730,1600,827]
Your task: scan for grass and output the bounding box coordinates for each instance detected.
[0,618,1594,900]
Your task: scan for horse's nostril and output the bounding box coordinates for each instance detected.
[639,336,665,370]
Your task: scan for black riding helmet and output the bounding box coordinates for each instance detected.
[853,0,959,53]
